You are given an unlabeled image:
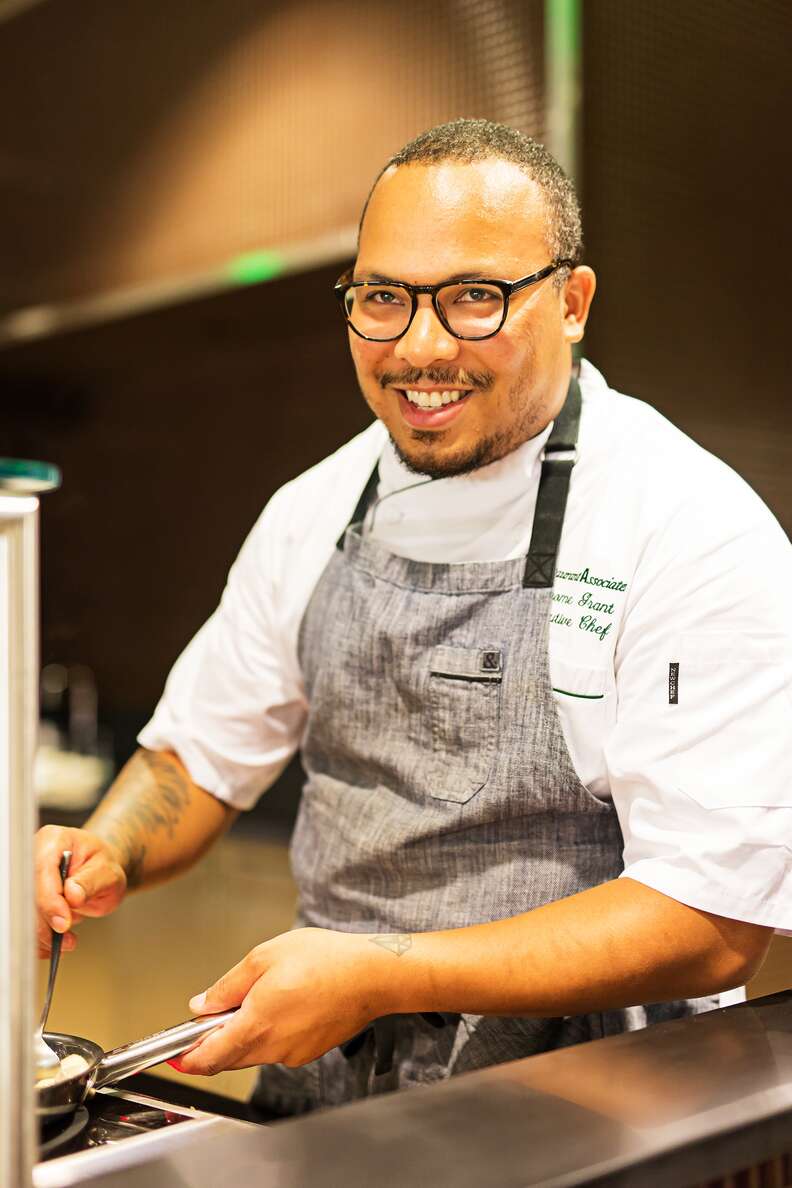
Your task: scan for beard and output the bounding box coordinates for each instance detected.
[391,422,527,478]
[384,372,546,480]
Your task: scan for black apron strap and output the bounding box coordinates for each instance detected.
[522,373,581,588]
[336,462,380,549]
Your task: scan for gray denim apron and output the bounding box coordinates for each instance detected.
[253,376,707,1116]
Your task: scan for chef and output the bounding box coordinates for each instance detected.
[36,119,792,1114]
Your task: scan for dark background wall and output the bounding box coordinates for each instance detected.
[582,1,790,529]
[1,0,790,813]
[1,265,364,719]
[0,0,546,789]
[0,0,543,314]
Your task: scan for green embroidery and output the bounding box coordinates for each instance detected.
[555,566,628,592]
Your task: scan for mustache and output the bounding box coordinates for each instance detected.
[379,366,494,392]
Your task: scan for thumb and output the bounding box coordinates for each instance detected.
[65,854,125,913]
[189,946,269,1014]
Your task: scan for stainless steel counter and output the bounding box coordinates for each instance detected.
[34,991,792,1188]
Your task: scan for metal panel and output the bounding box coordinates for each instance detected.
[30,992,792,1188]
[0,497,40,1188]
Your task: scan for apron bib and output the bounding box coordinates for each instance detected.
[253,377,708,1116]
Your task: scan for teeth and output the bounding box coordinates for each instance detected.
[403,389,466,409]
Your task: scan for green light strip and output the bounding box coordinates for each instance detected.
[225,250,285,286]
[544,0,582,181]
[547,0,580,63]
[0,227,357,348]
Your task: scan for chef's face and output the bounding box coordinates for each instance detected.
[350,160,595,477]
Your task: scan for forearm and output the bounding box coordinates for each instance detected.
[173,879,772,1075]
[372,878,772,1018]
[85,747,238,889]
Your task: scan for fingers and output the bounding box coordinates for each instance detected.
[177,946,273,1075]
[34,826,125,926]
[173,930,367,1075]
[35,826,76,932]
[171,1006,261,1077]
[64,854,126,918]
[189,945,269,1016]
[36,826,127,959]
[37,918,78,958]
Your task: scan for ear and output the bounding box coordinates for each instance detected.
[562,266,596,344]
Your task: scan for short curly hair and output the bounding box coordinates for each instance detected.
[360,118,583,283]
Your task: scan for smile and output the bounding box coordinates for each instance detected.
[394,388,474,429]
[401,388,469,409]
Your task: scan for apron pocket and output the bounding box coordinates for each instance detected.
[427,645,502,804]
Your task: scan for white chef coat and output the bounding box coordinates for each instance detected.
[140,361,792,935]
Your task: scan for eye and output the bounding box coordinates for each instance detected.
[363,288,406,306]
[455,286,499,304]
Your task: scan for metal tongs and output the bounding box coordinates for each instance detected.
[34,850,71,1081]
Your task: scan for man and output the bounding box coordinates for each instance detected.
[36,120,791,1114]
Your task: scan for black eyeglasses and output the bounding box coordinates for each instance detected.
[334,260,575,342]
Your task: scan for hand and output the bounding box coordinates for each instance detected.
[35,825,128,957]
[171,928,389,1075]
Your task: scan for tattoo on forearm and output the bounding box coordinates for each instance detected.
[91,750,192,887]
[369,934,413,957]
[123,843,147,890]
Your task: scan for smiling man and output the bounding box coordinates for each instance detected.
[36,120,791,1115]
[345,152,585,480]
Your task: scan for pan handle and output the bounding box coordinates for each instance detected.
[93,1010,238,1090]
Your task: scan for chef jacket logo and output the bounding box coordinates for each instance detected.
[481,650,502,673]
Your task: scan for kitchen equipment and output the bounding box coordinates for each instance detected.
[34,852,71,1079]
[37,1011,237,1126]
[37,1087,197,1163]
[0,459,61,1188]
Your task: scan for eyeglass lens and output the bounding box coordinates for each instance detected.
[344,282,505,340]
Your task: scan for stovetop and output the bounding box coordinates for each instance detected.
[39,1087,202,1162]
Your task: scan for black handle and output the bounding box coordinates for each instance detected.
[39,850,73,1030]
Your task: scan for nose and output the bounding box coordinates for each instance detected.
[394,298,460,367]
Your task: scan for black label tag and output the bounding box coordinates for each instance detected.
[669,662,679,704]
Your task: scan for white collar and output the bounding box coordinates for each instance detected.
[372,394,553,560]
[368,362,608,559]
[375,358,609,504]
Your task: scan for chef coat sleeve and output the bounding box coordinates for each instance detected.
[605,465,792,934]
[138,484,307,810]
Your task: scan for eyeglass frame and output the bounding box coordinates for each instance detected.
[333,259,576,343]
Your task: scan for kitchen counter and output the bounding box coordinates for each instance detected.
[34,990,792,1188]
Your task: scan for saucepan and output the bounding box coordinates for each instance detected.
[37,1010,237,1127]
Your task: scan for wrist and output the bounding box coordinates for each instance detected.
[360,931,439,1016]
[86,823,139,885]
